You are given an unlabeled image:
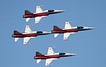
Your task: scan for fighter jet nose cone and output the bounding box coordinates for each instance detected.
[66,53,77,56]
[90,27,95,30]
[85,27,95,30]
[78,26,95,31]
[60,10,65,12]
[72,54,77,56]
[70,53,77,56]
[55,10,65,12]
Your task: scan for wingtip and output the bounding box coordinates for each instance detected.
[45,64,49,67]
[23,42,27,45]
[65,22,70,24]
[64,37,68,40]
[35,21,40,24]
[26,19,29,22]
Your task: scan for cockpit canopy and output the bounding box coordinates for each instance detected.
[77,26,84,29]
[59,53,65,55]
[48,10,54,12]
[37,31,43,33]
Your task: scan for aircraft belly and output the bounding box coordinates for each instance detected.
[48,56,60,58]
[24,14,35,18]
[24,34,38,37]
[66,29,78,32]
[35,56,48,59]
[35,56,60,59]
[35,13,48,17]
[52,30,65,33]
[12,35,24,38]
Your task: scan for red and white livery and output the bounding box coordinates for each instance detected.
[34,47,76,66]
[23,6,64,23]
[52,22,95,40]
[12,25,51,44]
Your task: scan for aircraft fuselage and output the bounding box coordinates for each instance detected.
[23,13,49,18]
[52,29,78,33]
[12,31,51,38]
[12,33,38,38]
[34,53,76,59]
[23,10,64,18]
[34,55,60,59]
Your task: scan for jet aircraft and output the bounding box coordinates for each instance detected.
[23,6,65,23]
[34,47,76,66]
[12,25,51,44]
[52,22,95,40]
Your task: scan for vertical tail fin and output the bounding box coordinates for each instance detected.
[14,30,21,34]
[53,26,61,30]
[25,10,32,15]
[53,26,60,38]
[13,30,21,42]
[24,10,32,22]
[36,52,43,56]
[36,6,43,13]
[36,52,43,63]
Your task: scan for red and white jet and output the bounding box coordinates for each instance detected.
[34,47,76,66]
[52,22,95,40]
[12,25,51,44]
[23,6,65,23]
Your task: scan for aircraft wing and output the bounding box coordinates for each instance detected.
[45,59,54,66]
[35,17,43,23]
[65,22,72,29]
[35,16,47,23]
[26,18,30,22]
[54,33,59,38]
[23,37,31,44]
[47,47,54,55]
[25,25,32,33]
[36,6,42,13]
[64,33,72,40]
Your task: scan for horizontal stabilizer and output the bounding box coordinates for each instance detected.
[15,38,19,42]
[26,18,30,22]
[54,33,59,38]
[37,59,42,63]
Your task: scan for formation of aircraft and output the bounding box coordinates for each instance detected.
[12,22,94,44]
[23,6,64,23]
[34,47,76,66]
[12,5,95,66]
[52,22,94,40]
[12,25,51,44]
